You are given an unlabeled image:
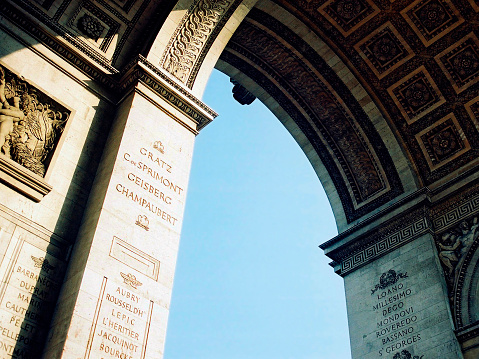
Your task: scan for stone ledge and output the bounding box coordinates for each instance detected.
[0,156,52,202]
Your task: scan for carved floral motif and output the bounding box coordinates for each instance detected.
[0,66,69,177]
[77,14,105,41]
[162,0,235,85]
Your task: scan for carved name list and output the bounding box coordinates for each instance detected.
[371,270,423,358]
[86,278,153,359]
[115,141,185,230]
[0,239,62,359]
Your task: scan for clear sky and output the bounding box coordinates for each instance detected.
[163,70,351,359]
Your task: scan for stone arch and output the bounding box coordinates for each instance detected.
[0,0,478,357]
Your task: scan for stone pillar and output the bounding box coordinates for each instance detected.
[322,197,464,359]
[42,68,215,358]
[344,232,461,358]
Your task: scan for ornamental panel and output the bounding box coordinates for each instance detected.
[388,66,446,124]
[401,0,463,46]
[416,113,470,170]
[355,22,415,79]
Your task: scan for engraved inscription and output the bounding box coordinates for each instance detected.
[117,143,186,229]
[371,270,421,357]
[0,240,62,358]
[86,279,152,359]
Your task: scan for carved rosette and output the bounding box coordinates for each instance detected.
[161,0,235,86]
[0,65,69,177]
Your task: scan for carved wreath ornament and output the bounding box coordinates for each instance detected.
[0,65,69,177]
[392,349,423,359]
[371,269,408,295]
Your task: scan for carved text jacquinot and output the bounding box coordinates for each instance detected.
[0,65,69,177]
[161,0,235,86]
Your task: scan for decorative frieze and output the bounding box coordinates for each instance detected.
[161,0,239,88]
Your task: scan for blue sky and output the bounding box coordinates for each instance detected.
[164,70,351,359]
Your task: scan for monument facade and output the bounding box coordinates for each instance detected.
[0,0,478,357]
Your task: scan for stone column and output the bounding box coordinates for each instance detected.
[322,198,464,359]
[42,65,215,358]
[344,232,462,359]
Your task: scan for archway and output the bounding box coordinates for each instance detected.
[164,69,350,358]
[0,0,477,357]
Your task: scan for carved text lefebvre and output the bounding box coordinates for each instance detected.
[371,270,421,357]
[116,142,184,228]
[0,240,61,357]
[0,65,69,177]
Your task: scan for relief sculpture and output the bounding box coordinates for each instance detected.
[437,216,479,287]
[0,66,69,177]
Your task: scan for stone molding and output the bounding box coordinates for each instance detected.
[0,1,218,131]
[160,0,242,88]
[434,192,479,232]
[119,56,217,130]
[323,178,479,277]
[456,322,479,344]
[1,0,118,73]
[0,156,52,202]
[334,209,431,276]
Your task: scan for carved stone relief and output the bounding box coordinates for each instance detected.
[230,79,256,105]
[392,349,424,359]
[161,0,238,87]
[0,65,69,177]
[436,216,479,292]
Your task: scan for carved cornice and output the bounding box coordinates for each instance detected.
[455,322,479,343]
[123,55,218,121]
[2,1,118,73]
[160,0,242,88]
[434,192,479,232]
[119,57,217,129]
[331,207,431,276]
[0,6,216,131]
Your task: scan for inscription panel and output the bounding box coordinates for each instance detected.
[0,237,64,358]
[345,234,462,358]
[85,277,153,359]
[110,237,160,281]
[112,140,186,232]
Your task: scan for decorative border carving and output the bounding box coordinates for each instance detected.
[433,192,479,231]
[415,113,471,171]
[339,216,429,275]
[160,0,240,88]
[388,66,446,124]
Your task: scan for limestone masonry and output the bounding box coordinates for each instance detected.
[0,0,478,358]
